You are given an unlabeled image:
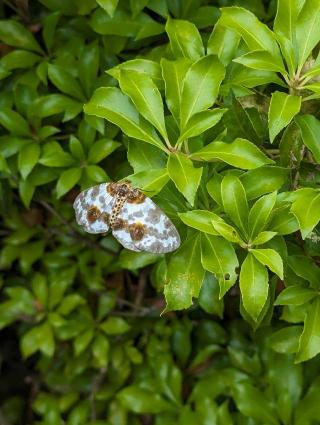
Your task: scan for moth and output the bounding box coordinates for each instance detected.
[73,181,181,254]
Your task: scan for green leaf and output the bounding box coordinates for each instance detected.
[69,136,84,161]
[268,326,302,354]
[240,166,288,199]
[0,108,30,136]
[119,69,168,142]
[40,141,75,167]
[117,386,173,414]
[234,50,286,73]
[56,168,82,198]
[240,252,269,320]
[48,64,85,101]
[88,138,120,164]
[219,7,283,64]
[291,188,320,238]
[287,255,320,288]
[296,297,320,362]
[84,87,165,150]
[127,168,169,196]
[21,321,55,358]
[295,114,320,163]
[18,143,40,179]
[233,382,279,425]
[19,179,35,208]
[161,58,191,123]
[164,233,204,311]
[179,210,220,235]
[191,138,273,169]
[252,231,277,246]
[92,333,109,368]
[274,0,301,42]
[207,25,240,66]
[33,94,82,122]
[211,219,242,244]
[0,50,41,71]
[199,274,224,317]
[85,165,108,183]
[201,233,239,298]
[180,55,225,130]
[167,152,202,206]
[295,377,320,424]
[42,11,60,51]
[177,109,226,145]
[128,140,166,172]
[118,251,160,270]
[221,174,249,237]
[165,17,204,60]
[275,285,317,306]
[0,20,42,53]
[79,41,100,98]
[248,192,277,239]
[268,92,301,143]
[100,317,130,335]
[96,0,119,17]
[74,329,94,356]
[296,0,320,68]
[250,248,284,279]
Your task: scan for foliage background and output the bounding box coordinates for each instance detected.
[1,0,320,423]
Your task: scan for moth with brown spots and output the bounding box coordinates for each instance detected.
[73,181,181,253]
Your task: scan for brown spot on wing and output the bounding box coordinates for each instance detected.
[128,222,146,241]
[87,206,102,223]
[111,217,126,230]
[127,190,146,204]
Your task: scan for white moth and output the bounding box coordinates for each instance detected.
[73,181,181,254]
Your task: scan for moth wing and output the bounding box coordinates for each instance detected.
[112,197,180,253]
[73,183,113,234]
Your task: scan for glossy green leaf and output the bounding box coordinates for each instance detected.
[207,25,240,66]
[79,41,100,98]
[164,233,204,311]
[296,297,320,362]
[100,317,130,335]
[295,114,320,163]
[248,192,277,239]
[179,210,220,235]
[211,219,242,244]
[56,168,82,198]
[291,188,320,238]
[268,92,301,143]
[201,233,239,298]
[117,386,173,413]
[165,17,204,60]
[119,69,168,142]
[180,55,225,130]
[127,140,166,172]
[127,168,169,196]
[21,321,55,358]
[296,0,320,68]
[252,231,277,246]
[191,138,273,169]
[96,0,119,17]
[18,143,40,179]
[287,255,320,288]
[167,152,202,206]
[240,252,269,320]
[0,20,42,53]
[84,87,165,150]
[234,50,286,73]
[92,333,109,368]
[250,248,284,279]
[275,285,317,306]
[0,108,30,136]
[48,64,85,101]
[269,326,302,354]
[221,174,249,237]
[199,274,224,317]
[88,139,120,164]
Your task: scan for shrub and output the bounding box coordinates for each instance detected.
[1,0,320,423]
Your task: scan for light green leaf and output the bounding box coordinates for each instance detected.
[221,174,249,237]
[85,165,108,183]
[294,377,320,424]
[167,152,202,206]
[88,139,120,164]
[96,0,119,17]
[56,168,82,198]
[234,50,286,73]
[127,168,169,196]
[207,25,240,66]
[164,233,204,311]
[201,233,239,298]
[269,326,302,354]
[0,50,41,71]
[250,248,283,279]
[274,0,301,42]
[74,329,94,356]
[100,317,130,335]
[219,7,283,64]
[161,58,191,123]
[240,252,269,320]
[287,255,320,289]
[291,188,320,238]
[40,141,75,167]
[211,219,242,244]
[79,41,100,98]
[127,140,166,172]
[191,138,273,169]
[84,87,165,150]
[248,192,277,239]
[275,285,317,306]
[18,143,40,179]
[119,69,168,142]
[165,17,204,60]
[179,210,220,235]
[295,114,320,163]
[296,297,320,362]
[252,231,277,246]
[268,92,301,142]
[296,0,320,68]
[33,94,82,122]
[177,109,226,145]
[92,333,109,368]
[19,179,35,208]
[180,55,225,130]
